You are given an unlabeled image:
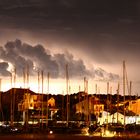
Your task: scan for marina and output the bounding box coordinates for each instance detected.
[0,1,140,139]
[0,61,139,139]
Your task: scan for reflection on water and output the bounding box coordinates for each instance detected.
[0,134,140,140]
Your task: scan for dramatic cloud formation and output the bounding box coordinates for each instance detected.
[0,39,119,81]
[0,62,11,76]
[95,68,119,82]
[0,0,139,67]
[0,1,139,93]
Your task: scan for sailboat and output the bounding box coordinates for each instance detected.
[92,61,128,137]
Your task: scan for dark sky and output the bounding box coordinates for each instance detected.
[0,0,139,62]
[0,0,140,94]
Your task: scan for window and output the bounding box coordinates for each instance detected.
[100,106,102,110]
[96,106,98,111]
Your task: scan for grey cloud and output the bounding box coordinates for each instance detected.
[95,67,119,81]
[0,39,119,80]
[0,0,140,64]
[0,39,95,78]
[95,68,104,77]
[54,51,94,79]
[16,41,59,77]
[0,40,34,76]
[0,39,58,77]
[0,62,11,76]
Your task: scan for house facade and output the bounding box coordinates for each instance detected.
[128,99,140,115]
[18,93,57,123]
[98,111,140,125]
[75,96,104,118]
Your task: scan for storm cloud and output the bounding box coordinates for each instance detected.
[0,0,139,94]
[95,68,119,82]
[0,62,11,76]
[0,0,139,66]
[0,0,130,81]
[0,39,119,81]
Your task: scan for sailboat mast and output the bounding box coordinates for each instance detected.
[46,72,49,127]
[27,65,29,126]
[79,85,81,103]
[84,77,86,92]
[110,86,112,109]
[130,81,132,101]
[10,72,13,126]
[41,70,44,129]
[23,68,26,92]
[38,71,40,93]
[13,67,16,125]
[27,65,29,89]
[62,91,64,121]
[117,82,120,124]
[78,85,81,115]
[69,85,71,122]
[36,69,40,126]
[83,77,89,126]
[66,64,69,127]
[107,82,109,129]
[86,80,89,126]
[123,61,126,130]
[110,86,112,123]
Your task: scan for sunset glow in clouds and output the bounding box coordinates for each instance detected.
[0,39,120,94]
[0,0,139,95]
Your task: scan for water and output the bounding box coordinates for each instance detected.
[0,134,140,140]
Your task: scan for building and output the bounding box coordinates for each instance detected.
[98,111,140,125]
[18,93,58,123]
[1,88,58,124]
[75,96,104,118]
[1,88,36,122]
[128,99,140,115]
[97,111,110,125]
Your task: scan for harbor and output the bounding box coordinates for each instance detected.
[0,61,140,139]
[0,1,140,139]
